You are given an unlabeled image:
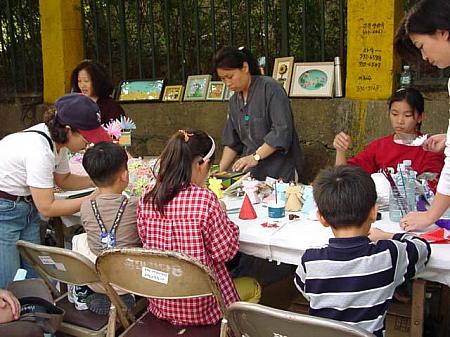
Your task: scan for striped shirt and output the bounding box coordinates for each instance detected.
[294,234,430,336]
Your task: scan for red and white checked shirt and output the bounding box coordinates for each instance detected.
[137,183,240,325]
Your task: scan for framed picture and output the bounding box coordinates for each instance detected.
[290,62,335,97]
[206,81,226,101]
[272,56,294,94]
[223,87,235,101]
[116,79,165,102]
[162,85,184,102]
[184,75,211,101]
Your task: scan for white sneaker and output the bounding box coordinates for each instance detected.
[68,285,92,311]
[67,284,76,304]
[74,286,92,311]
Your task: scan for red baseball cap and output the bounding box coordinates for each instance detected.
[55,93,112,144]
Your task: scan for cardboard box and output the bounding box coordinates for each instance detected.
[289,294,413,337]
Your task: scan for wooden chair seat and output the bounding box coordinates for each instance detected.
[56,295,109,331]
[120,311,221,337]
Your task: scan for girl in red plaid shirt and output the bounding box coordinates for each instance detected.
[137,129,260,326]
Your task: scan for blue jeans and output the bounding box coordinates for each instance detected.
[0,198,40,288]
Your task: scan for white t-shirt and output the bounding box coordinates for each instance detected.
[0,123,70,196]
[436,78,450,195]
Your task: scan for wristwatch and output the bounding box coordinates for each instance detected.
[252,153,261,162]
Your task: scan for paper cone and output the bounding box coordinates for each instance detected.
[420,227,449,244]
[239,194,257,220]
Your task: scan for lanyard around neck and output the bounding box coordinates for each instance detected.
[91,196,129,236]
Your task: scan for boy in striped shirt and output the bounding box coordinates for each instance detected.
[294,165,430,336]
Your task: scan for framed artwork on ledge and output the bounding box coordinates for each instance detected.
[116,79,165,102]
[206,81,226,101]
[223,87,235,101]
[184,75,211,101]
[290,62,335,97]
[272,56,295,94]
[162,85,184,102]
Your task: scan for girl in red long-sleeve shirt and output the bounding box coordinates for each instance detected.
[333,87,444,190]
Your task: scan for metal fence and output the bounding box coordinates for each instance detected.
[80,0,347,86]
[0,0,42,96]
[0,0,447,97]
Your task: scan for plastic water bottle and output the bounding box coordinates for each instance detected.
[402,160,417,213]
[389,162,416,222]
[400,65,412,88]
[389,189,403,222]
[389,164,406,222]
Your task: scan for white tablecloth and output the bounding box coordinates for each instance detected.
[225,198,450,287]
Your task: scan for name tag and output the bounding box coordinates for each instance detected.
[141,266,169,284]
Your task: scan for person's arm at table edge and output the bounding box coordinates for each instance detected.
[401,192,450,231]
[219,146,238,172]
[255,143,277,160]
[54,172,94,191]
[30,186,96,217]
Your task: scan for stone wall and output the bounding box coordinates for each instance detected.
[1,97,448,183]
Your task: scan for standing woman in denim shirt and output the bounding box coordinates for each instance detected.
[213,46,304,182]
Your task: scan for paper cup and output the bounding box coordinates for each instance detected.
[268,202,285,218]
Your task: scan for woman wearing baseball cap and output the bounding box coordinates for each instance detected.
[0,93,112,288]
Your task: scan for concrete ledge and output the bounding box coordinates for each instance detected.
[1,98,448,182]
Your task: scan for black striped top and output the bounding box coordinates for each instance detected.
[294,233,431,336]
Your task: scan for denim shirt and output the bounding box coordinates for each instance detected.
[222,75,304,181]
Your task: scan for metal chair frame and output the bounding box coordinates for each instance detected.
[227,301,376,337]
[95,248,228,337]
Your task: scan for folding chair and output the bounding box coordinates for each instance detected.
[16,239,115,337]
[227,302,376,337]
[95,248,228,337]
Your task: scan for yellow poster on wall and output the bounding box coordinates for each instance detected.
[346,0,403,100]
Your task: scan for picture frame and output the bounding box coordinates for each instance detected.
[272,56,295,94]
[183,75,211,101]
[162,85,184,102]
[290,62,335,97]
[206,81,226,101]
[116,79,165,102]
[223,86,235,101]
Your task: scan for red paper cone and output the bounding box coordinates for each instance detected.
[420,227,448,244]
[239,194,257,220]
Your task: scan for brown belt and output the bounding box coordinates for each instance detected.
[0,191,33,203]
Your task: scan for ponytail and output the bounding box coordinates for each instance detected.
[213,46,261,75]
[145,129,215,214]
[43,106,72,144]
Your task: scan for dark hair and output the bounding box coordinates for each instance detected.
[213,46,261,75]
[312,165,377,228]
[70,59,114,99]
[43,106,76,144]
[82,142,128,187]
[145,129,215,214]
[388,87,424,130]
[395,0,450,62]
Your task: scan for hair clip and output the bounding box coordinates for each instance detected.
[178,129,193,143]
